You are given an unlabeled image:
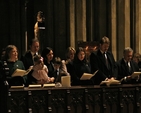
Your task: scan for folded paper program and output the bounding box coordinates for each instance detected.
[43,83,55,88]
[131,72,141,78]
[80,70,98,80]
[12,67,33,77]
[100,79,121,86]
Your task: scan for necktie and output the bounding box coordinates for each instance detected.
[55,69,60,83]
[33,53,37,63]
[34,53,37,56]
[127,62,132,74]
[104,52,109,69]
[56,69,59,76]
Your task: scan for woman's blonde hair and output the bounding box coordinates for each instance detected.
[65,47,76,59]
[133,53,141,62]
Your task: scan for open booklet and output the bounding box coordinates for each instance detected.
[12,67,33,77]
[131,72,141,78]
[80,70,98,80]
[100,79,121,86]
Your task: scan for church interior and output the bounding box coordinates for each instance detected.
[0,0,141,113]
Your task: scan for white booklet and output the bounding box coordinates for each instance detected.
[131,72,141,78]
[80,70,98,80]
[43,83,55,88]
[10,85,24,89]
[28,84,42,88]
[100,79,121,86]
[12,67,33,77]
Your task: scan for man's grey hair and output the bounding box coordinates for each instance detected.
[123,47,133,54]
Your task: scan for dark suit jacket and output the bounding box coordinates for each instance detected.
[67,60,94,86]
[21,51,34,70]
[44,61,55,78]
[21,51,37,85]
[116,58,139,81]
[53,69,68,83]
[90,49,116,84]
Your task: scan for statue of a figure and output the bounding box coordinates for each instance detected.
[34,11,45,51]
[34,11,45,39]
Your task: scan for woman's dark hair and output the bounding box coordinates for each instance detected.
[41,47,53,60]
[74,47,87,63]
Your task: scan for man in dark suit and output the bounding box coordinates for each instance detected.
[116,47,140,83]
[90,36,116,84]
[21,38,40,85]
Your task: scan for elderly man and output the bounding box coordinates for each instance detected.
[116,47,140,83]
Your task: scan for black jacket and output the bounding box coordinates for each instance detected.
[116,58,139,81]
[67,60,93,85]
[90,49,116,84]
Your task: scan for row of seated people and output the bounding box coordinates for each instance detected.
[0,37,141,87]
[0,39,72,87]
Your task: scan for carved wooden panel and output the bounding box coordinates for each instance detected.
[85,88,102,113]
[28,90,48,113]
[7,91,28,113]
[3,85,141,113]
[119,87,136,113]
[68,88,85,113]
[102,88,119,113]
[47,89,67,113]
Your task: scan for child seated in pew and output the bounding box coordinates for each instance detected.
[53,57,69,83]
[31,55,54,84]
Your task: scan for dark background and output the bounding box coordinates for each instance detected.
[0,0,136,60]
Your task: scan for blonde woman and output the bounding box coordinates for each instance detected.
[65,47,76,64]
[133,53,141,69]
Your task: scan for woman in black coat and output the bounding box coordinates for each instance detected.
[67,47,93,86]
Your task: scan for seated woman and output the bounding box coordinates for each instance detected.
[41,47,69,78]
[67,47,94,86]
[65,47,76,76]
[1,45,27,86]
[41,47,55,77]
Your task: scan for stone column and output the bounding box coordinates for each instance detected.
[75,0,86,42]
[124,0,130,47]
[82,0,86,41]
[70,0,76,48]
[86,0,94,41]
[135,0,141,53]
[117,0,130,60]
[110,0,117,61]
